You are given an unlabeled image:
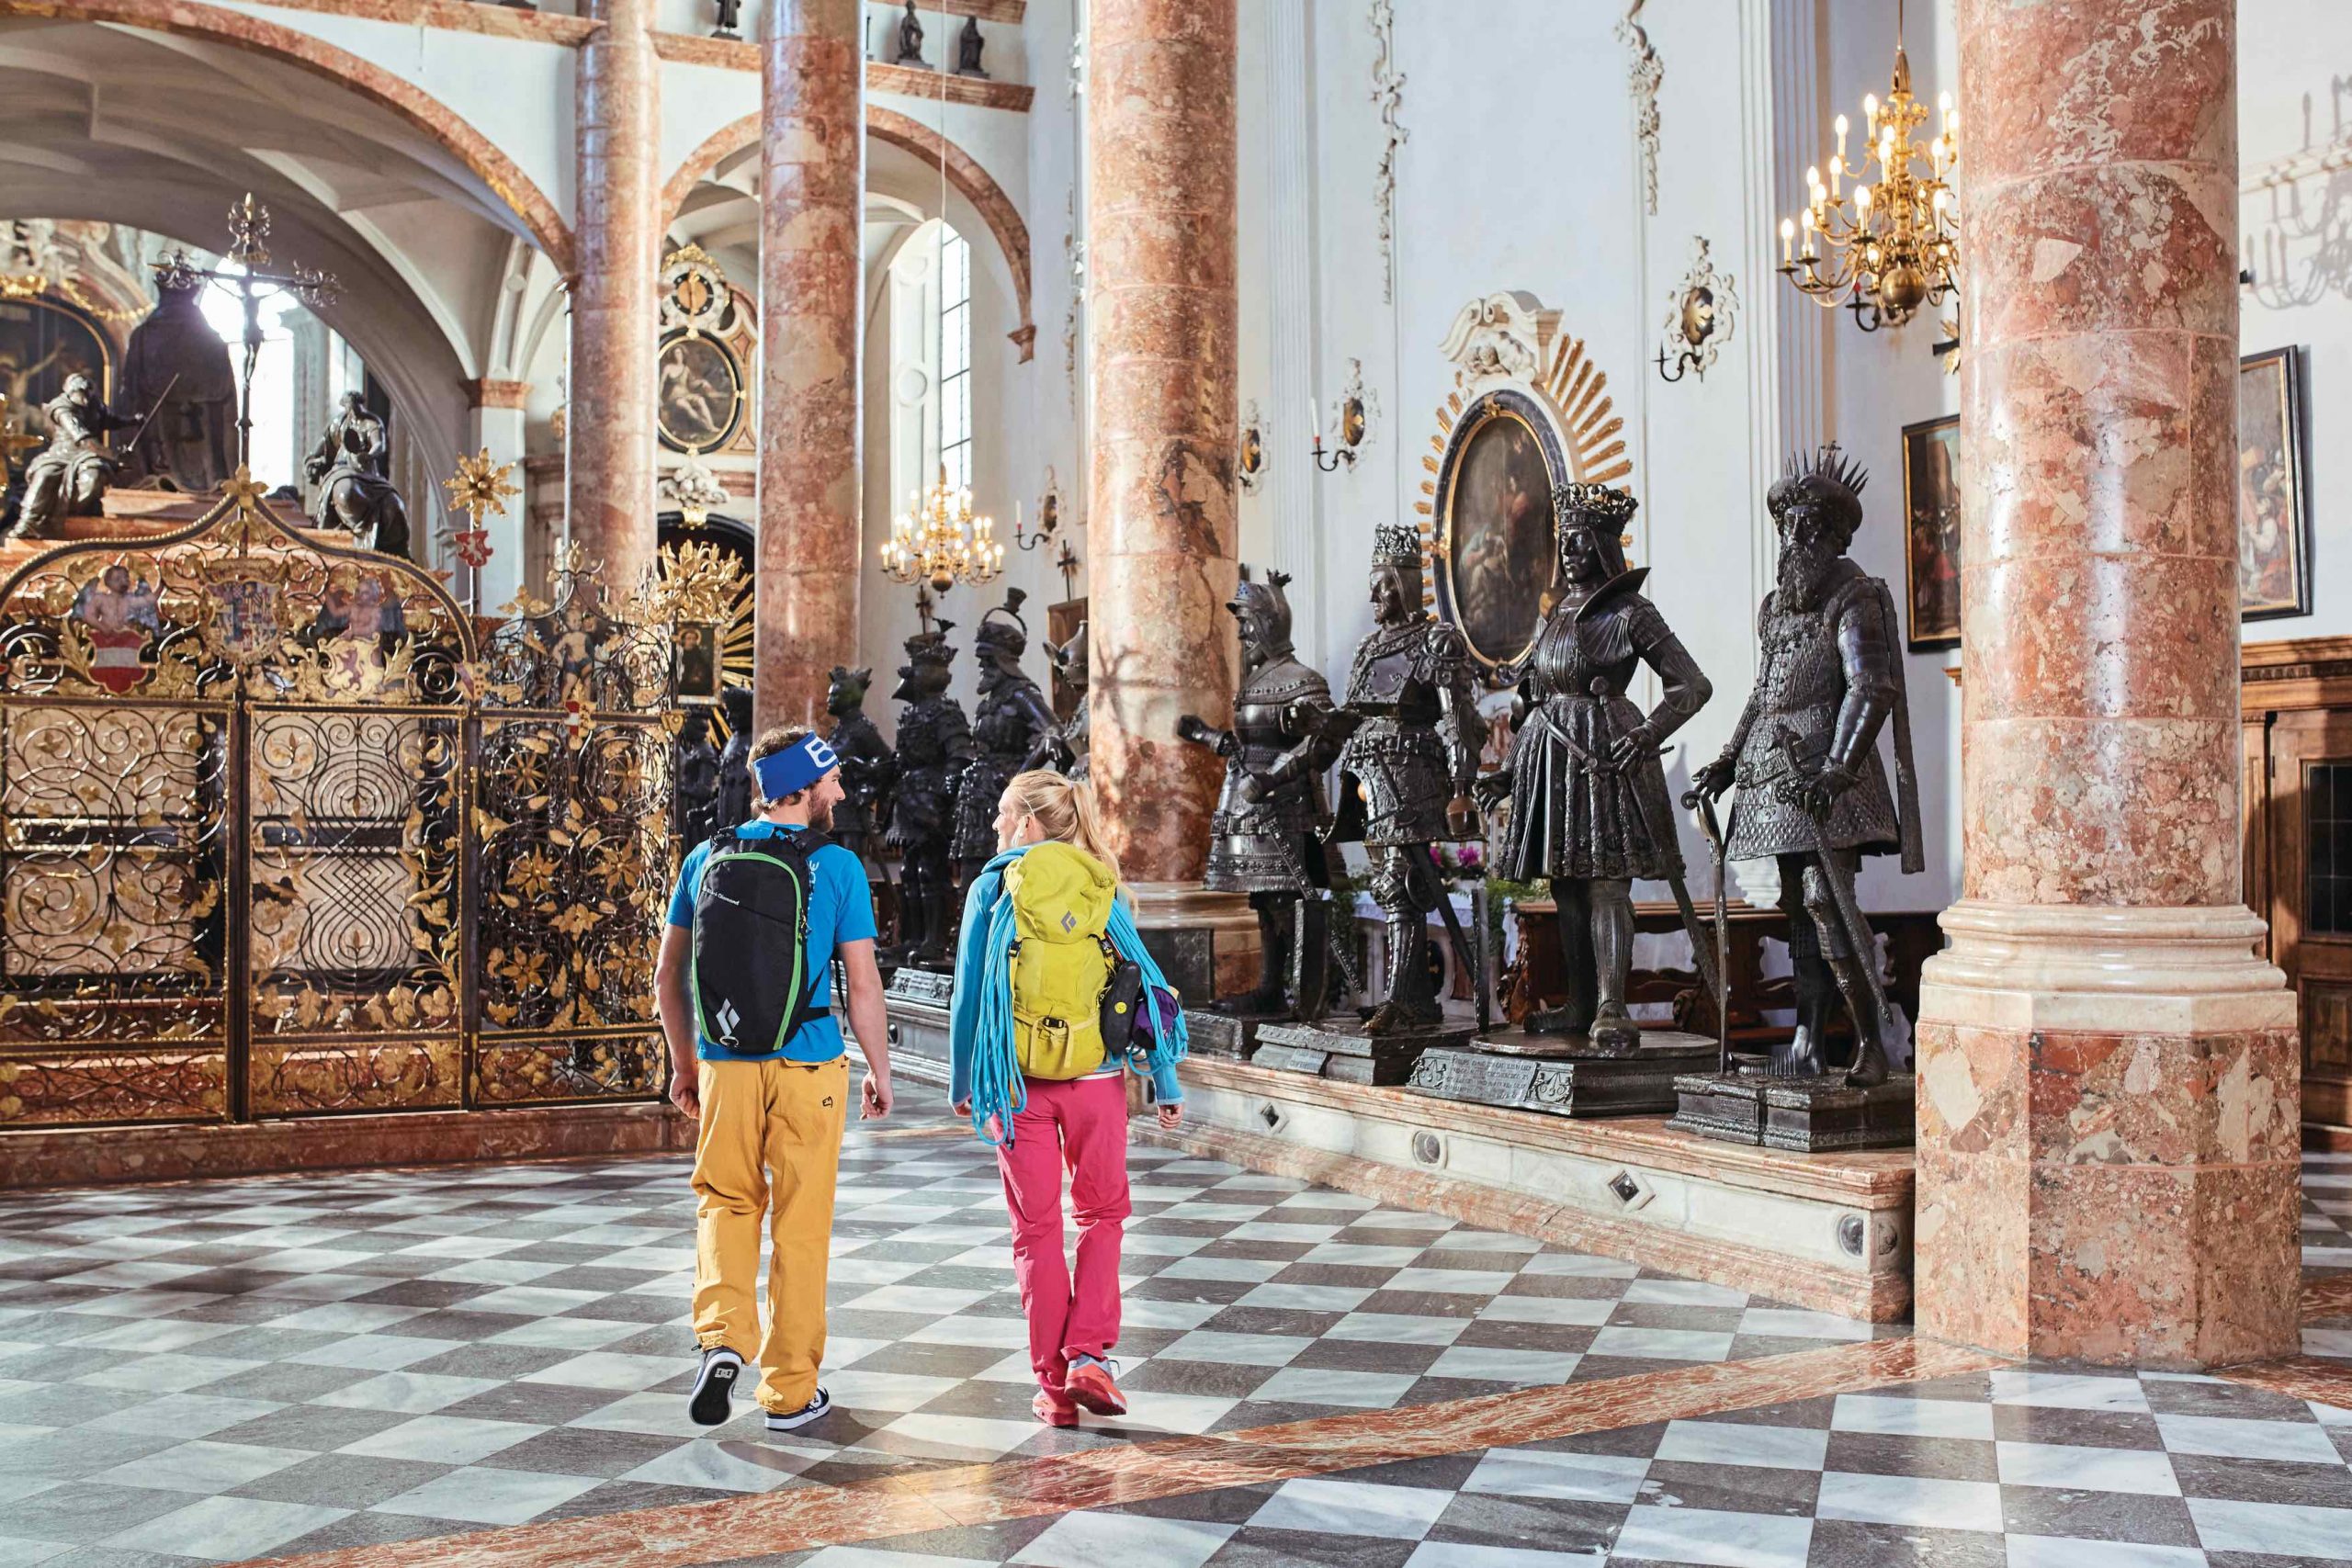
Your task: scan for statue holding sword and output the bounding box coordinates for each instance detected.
[1689,444,1921,1088]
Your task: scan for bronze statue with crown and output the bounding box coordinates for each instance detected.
[1671,444,1922,1151]
[950,588,1060,886]
[886,621,976,968]
[1252,525,1487,1086]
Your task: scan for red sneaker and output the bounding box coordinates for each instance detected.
[1063,1358,1126,1416]
[1032,1388,1080,1427]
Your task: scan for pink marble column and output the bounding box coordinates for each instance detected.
[569,0,661,599]
[752,0,865,734]
[1914,0,2300,1367]
[1085,0,1239,885]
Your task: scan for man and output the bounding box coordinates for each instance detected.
[654,727,895,1433]
[1691,444,1920,1086]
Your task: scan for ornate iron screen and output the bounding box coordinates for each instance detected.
[0,482,677,1130]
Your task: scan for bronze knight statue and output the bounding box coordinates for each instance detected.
[825,664,896,861]
[1330,525,1487,1036]
[887,623,976,967]
[10,375,141,542]
[1488,484,1713,1049]
[1045,620,1090,779]
[715,686,753,828]
[1179,570,1346,1021]
[117,272,237,497]
[305,391,412,558]
[1690,445,1921,1088]
[950,589,1059,885]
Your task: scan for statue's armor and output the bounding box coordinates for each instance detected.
[888,695,972,850]
[950,673,1052,861]
[1336,617,1478,849]
[826,707,892,846]
[1496,571,1705,883]
[673,734,721,844]
[1205,654,1336,892]
[1724,559,1905,862]
[715,729,752,828]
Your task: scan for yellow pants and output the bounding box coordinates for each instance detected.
[690,1055,848,1413]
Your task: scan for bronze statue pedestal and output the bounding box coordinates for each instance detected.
[1667,1071,1916,1153]
[1252,1016,1474,1087]
[1408,1028,1715,1118]
[1182,1010,1264,1060]
[876,966,956,1088]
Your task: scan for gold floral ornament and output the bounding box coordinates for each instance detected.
[443,448,519,590]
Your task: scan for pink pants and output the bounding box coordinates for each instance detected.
[996,1073,1132,1393]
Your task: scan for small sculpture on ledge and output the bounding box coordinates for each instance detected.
[1485,483,1713,1052]
[1177,570,1345,1023]
[886,622,975,968]
[709,0,741,39]
[950,588,1059,885]
[893,0,927,66]
[955,14,988,76]
[304,391,412,558]
[825,664,896,863]
[1330,525,1486,1037]
[8,375,141,543]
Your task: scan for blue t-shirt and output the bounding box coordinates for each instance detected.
[668,820,876,1063]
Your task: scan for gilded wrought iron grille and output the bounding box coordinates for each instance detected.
[0,483,684,1135]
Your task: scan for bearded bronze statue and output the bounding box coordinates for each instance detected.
[1178,569,1344,1021]
[1329,525,1486,1036]
[887,624,976,967]
[1690,444,1921,1088]
[1490,483,1712,1050]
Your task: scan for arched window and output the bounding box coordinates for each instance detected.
[887,219,976,513]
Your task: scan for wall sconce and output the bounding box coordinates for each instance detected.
[1238,400,1266,493]
[1309,359,1376,474]
[1655,236,1739,384]
[1014,466,1063,552]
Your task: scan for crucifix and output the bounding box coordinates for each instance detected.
[152,195,339,471]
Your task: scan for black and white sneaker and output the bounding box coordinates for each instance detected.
[689,1347,746,1427]
[763,1387,832,1431]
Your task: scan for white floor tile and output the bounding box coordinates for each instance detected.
[1656,1418,1831,1472]
[1814,1471,2004,1532]
[1996,1439,2181,1495]
[103,1495,351,1562]
[1249,1476,1453,1540]
[1586,1326,1736,1362]
[1988,1370,2150,1412]
[372,1464,603,1526]
[2187,1497,2352,1559]
[337,1413,540,1464]
[1610,1504,1812,1568]
[1831,1393,1996,1439]
[2156,1413,2346,1464]
[1248,1366,1419,1409]
[1422,1345,1580,1385]
[1011,1509,1235,1567]
[1463,1447,1649,1505]
[1996,1537,2206,1568]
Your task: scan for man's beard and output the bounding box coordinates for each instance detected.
[1777,541,1838,610]
[806,796,834,830]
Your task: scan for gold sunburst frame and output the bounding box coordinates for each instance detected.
[1415,292,1631,685]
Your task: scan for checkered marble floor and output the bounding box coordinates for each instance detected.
[783,1359,2352,1568]
[0,1138,2340,1567]
[0,1130,1874,1565]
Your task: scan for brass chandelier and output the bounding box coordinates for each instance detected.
[880,464,1003,594]
[1778,3,1960,333]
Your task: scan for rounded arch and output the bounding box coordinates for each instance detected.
[0,0,574,274]
[663,104,1035,361]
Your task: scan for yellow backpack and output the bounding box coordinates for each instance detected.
[1003,842,1120,1080]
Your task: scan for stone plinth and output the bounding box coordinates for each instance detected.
[1413,1030,1716,1119]
[1254,1016,1473,1088]
[1182,1010,1261,1059]
[876,966,955,1090]
[1668,1072,1917,1154]
[1917,0,2300,1369]
[754,0,865,732]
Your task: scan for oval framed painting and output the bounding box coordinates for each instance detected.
[656,330,745,456]
[1430,387,1569,675]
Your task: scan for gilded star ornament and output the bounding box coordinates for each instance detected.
[444,448,520,527]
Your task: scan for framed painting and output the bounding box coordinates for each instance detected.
[1901,413,1962,652]
[0,295,111,446]
[672,620,722,706]
[656,331,746,456]
[2240,345,2310,621]
[1430,388,1569,675]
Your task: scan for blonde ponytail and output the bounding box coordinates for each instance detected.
[1001,769,1121,883]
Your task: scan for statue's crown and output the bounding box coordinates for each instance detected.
[1371,524,1424,570]
[1553,482,1639,531]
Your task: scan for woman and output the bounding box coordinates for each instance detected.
[1494,482,1711,1048]
[948,770,1186,1427]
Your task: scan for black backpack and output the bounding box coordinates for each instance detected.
[689,827,832,1056]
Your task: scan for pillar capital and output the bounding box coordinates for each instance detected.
[460,378,531,412]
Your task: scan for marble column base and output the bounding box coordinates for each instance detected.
[1125,881,1260,1005]
[1914,900,2302,1369]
